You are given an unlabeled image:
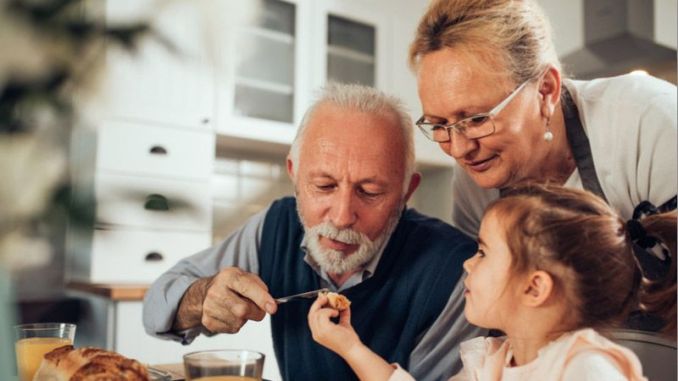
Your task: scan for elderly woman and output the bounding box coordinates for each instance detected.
[409,0,677,238]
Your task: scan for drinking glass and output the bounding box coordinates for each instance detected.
[15,323,76,381]
[183,350,265,381]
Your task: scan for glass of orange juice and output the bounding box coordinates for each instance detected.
[14,323,76,381]
[183,350,265,381]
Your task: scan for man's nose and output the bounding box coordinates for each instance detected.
[330,189,357,229]
[442,132,479,159]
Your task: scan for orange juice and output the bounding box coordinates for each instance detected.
[15,337,71,381]
[193,377,259,381]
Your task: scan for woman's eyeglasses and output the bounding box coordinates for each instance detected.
[416,79,531,143]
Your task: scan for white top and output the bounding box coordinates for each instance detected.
[451,74,678,237]
[389,328,647,381]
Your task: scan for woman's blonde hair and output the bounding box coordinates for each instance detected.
[409,0,561,83]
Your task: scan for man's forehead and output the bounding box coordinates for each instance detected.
[305,105,401,147]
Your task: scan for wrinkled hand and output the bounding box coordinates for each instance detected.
[201,267,277,334]
[307,295,362,357]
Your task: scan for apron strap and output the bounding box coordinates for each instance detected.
[562,88,608,202]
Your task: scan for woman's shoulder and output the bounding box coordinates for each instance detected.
[565,74,675,108]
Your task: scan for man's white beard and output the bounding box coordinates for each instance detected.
[300,206,402,275]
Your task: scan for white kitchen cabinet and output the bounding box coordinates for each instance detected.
[96,0,444,166]
[216,0,395,146]
[311,0,392,90]
[96,121,214,180]
[100,0,214,129]
[67,118,214,284]
[216,0,312,145]
[87,229,209,283]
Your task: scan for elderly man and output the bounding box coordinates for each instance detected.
[143,83,482,381]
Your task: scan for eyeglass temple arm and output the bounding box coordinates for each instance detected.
[489,81,530,116]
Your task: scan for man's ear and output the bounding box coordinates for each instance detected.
[286,156,295,181]
[521,270,554,307]
[403,172,422,203]
[538,65,562,118]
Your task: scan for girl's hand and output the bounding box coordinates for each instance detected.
[308,295,397,381]
[308,294,362,357]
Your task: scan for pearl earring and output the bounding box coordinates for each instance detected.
[544,130,554,142]
[543,116,553,142]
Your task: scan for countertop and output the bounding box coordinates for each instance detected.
[67,281,149,301]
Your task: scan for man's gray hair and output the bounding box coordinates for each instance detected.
[289,83,415,191]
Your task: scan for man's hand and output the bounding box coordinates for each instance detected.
[173,267,278,333]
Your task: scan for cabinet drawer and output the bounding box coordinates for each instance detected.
[90,228,210,283]
[97,121,214,180]
[95,173,211,231]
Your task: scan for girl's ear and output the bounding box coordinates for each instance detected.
[521,270,554,307]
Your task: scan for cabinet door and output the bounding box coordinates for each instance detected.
[312,0,392,90]
[101,0,214,129]
[216,0,312,144]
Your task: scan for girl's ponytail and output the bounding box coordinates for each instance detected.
[635,212,677,338]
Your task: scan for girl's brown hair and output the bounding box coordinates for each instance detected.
[487,183,676,337]
[409,0,561,83]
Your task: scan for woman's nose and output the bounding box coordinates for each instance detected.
[439,132,479,159]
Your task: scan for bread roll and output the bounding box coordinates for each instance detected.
[34,345,149,381]
[322,291,351,311]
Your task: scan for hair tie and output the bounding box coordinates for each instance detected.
[626,219,658,249]
[632,200,660,220]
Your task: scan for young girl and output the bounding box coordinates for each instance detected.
[307,184,676,380]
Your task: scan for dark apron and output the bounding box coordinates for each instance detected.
[561,88,675,331]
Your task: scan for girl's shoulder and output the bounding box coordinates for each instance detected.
[550,329,647,381]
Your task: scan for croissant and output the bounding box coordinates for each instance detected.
[323,291,351,311]
[34,345,149,381]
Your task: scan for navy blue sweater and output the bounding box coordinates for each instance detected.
[259,197,475,381]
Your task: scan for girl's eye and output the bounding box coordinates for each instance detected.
[477,249,486,258]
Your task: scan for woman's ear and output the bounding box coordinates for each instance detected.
[538,65,562,118]
[521,270,554,307]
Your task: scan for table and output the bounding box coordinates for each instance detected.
[68,282,280,380]
[153,363,273,381]
[152,363,184,381]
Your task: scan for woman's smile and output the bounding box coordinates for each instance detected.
[464,154,499,172]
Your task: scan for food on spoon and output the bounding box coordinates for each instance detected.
[33,345,149,381]
[321,291,351,311]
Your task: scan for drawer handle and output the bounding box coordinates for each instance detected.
[144,194,170,211]
[145,252,164,262]
[149,145,168,155]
